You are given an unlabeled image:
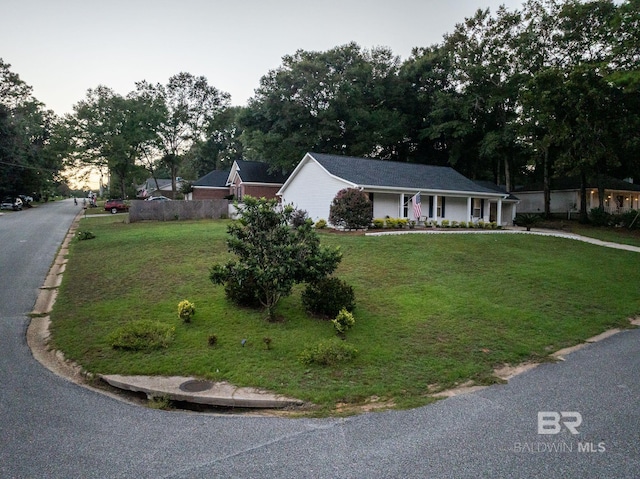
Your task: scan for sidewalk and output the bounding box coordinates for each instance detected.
[366,226,640,253]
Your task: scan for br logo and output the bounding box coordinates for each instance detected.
[538,411,582,435]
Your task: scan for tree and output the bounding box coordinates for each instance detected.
[0,59,64,198]
[329,188,373,229]
[69,86,161,198]
[210,197,342,321]
[136,73,231,195]
[240,43,408,173]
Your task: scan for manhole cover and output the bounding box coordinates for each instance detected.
[179,380,214,392]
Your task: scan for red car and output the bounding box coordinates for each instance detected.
[104,199,129,214]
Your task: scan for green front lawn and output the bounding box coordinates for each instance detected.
[50,217,640,413]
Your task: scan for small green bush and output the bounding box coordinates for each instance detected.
[108,320,175,351]
[315,218,328,229]
[451,221,459,228]
[467,221,475,229]
[291,209,310,228]
[441,219,450,228]
[459,221,467,228]
[302,277,356,318]
[77,231,96,241]
[477,220,485,229]
[178,299,195,323]
[514,213,541,231]
[372,218,385,229]
[332,308,356,334]
[490,221,498,229]
[385,217,398,229]
[298,339,358,366]
[396,218,408,229]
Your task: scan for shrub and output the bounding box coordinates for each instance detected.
[467,221,475,229]
[332,308,356,335]
[329,188,373,229]
[477,219,485,229]
[315,218,327,229]
[396,218,408,229]
[372,218,385,229]
[77,231,95,241]
[385,217,398,229]
[614,209,640,229]
[108,320,175,351]
[589,207,612,227]
[490,221,498,229]
[291,208,310,228]
[459,221,467,228]
[451,221,459,228]
[302,277,355,318]
[216,269,261,308]
[514,213,541,231]
[441,219,450,228]
[409,220,416,229]
[178,300,195,323]
[298,339,358,366]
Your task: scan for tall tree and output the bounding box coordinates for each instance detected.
[241,43,408,173]
[136,73,231,194]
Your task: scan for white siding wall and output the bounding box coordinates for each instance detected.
[372,193,400,218]
[279,159,352,222]
[442,197,469,222]
[517,191,578,214]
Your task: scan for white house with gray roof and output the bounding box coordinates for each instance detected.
[277,153,518,226]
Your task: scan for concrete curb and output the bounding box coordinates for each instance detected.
[101,375,303,408]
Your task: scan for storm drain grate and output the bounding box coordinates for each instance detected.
[179,380,214,393]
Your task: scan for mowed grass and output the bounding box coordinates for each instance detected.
[50,217,640,413]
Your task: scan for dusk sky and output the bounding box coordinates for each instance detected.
[2,0,525,116]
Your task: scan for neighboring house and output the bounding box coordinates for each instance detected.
[514,176,640,216]
[189,170,230,200]
[190,159,288,202]
[138,178,186,199]
[227,159,288,201]
[278,152,517,226]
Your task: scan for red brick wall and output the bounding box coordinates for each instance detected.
[243,185,282,199]
[192,187,231,200]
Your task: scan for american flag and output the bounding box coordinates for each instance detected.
[412,192,421,219]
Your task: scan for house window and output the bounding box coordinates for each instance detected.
[472,198,482,217]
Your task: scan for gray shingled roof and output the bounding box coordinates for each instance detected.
[193,170,229,188]
[309,153,502,195]
[235,160,288,184]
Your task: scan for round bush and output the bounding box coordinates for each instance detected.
[302,277,355,318]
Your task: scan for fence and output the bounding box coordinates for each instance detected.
[129,199,229,222]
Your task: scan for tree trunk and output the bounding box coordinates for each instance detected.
[579,170,589,223]
[543,147,551,218]
[504,156,512,193]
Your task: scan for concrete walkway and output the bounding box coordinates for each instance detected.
[366,226,640,253]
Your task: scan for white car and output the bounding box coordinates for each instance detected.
[145,196,172,201]
[1,197,23,211]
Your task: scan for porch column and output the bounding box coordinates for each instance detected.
[497,198,503,226]
[433,194,439,222]
[466,197,472,224]
[400,193,405,218]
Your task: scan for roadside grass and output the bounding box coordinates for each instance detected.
[50,216,640,414]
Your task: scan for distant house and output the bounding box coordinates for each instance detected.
[188,170,230,200]
[190,160,287,202]
[138,178,187,199]
[514,176,640,216]
[277,152,518,226]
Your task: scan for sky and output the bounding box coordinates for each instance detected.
[2,0,525,116]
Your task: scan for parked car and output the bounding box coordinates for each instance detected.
[104,199,129,214]
[145,196,172,201]
[18,195,33,207]
[1,197,23,211]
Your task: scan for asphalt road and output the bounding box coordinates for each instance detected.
[1,199,638,478]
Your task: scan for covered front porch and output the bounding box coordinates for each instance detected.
[367,190,513,226]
